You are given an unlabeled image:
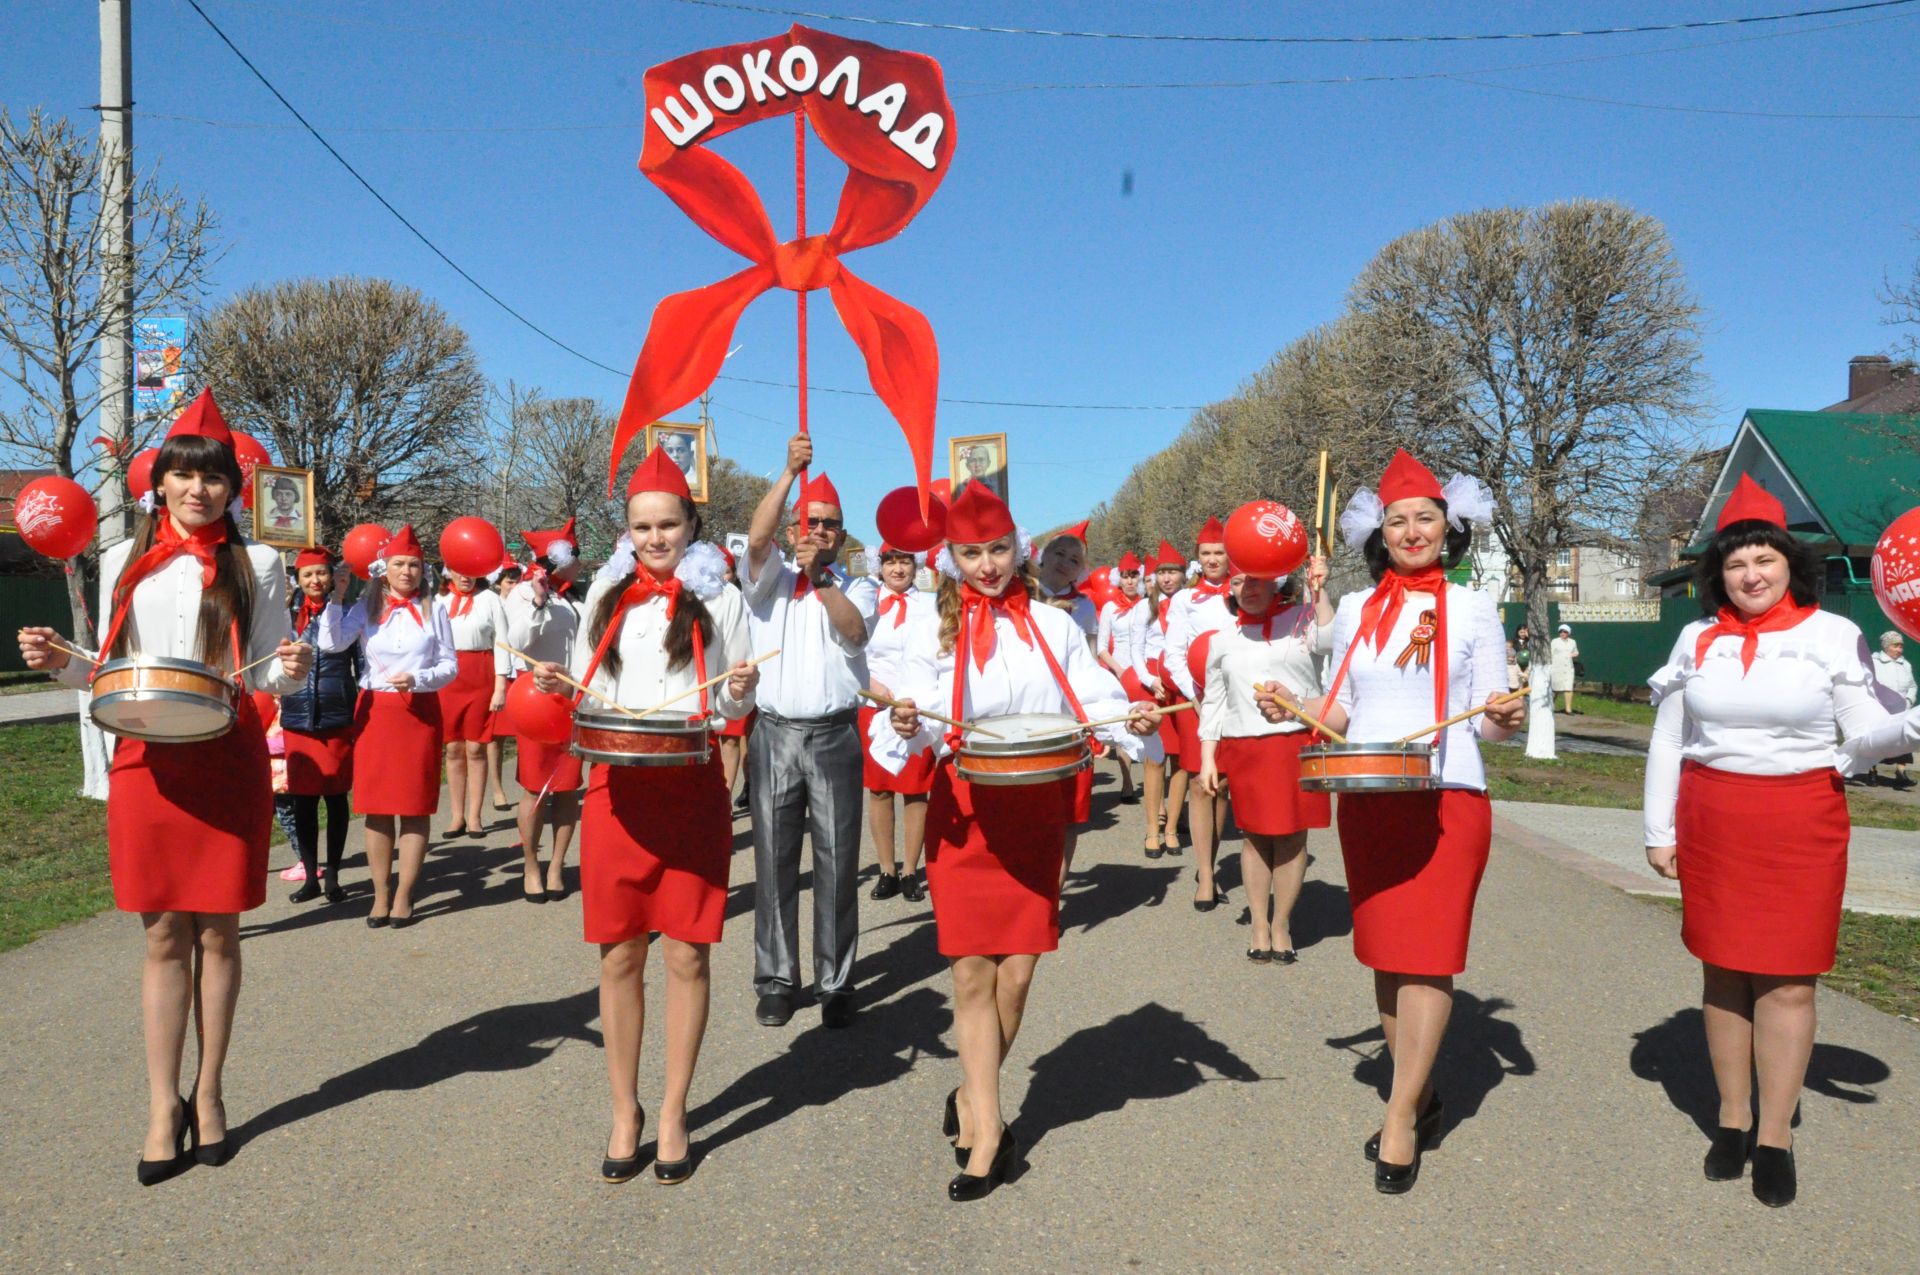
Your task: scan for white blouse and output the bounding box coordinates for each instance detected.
[867,596,1144,772]
[1040,583,1098,637]
[503,585,580,673]
[1328,582,1508,791]
[316,592,459,693]
[1641,610,1901,846]
[1164,587,1233,699]
[1097,599,1148,669]
[437,587,511,676]
[1199,609,1332,741]
[862,583,936,696]
[55,536,302,696]
[568,577,754,719]
[741,555,873,718]
[1135,597,1172,685]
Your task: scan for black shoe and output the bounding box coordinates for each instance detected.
[949,1127,1016,1201]
[942,1087,961,1140]
[1120,789,1140,804]
[1246,947,1271,963]
[1365,1092,1444,1163]
[366,914,389,929]
[1163,841,1184,857]
[187,1091,232,1167]
[323,881,347,904]
[1273,949,1298,965]
[601,1106,646,1183]
[900,872,926,903]
[1703,1126,1751,1181]
[1144,843,1164,860]
[732,795,752,816]
[523,881,548,904]
[756,992,794,1027]
[289,880,322,904]
[821,993,855,1029]
[654,1147,695,1185]
[135,1097,191,1186]
[1751,1144,1796,1207]
[870,871,901,901]
[389,910,417,929]
[469,827,487,839]
[1375,1143,1422,1194]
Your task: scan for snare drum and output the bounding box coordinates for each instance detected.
[90,656,238,743]
[570,707,710,767]
[1297,742,1435,793]
[954,712,1091,787]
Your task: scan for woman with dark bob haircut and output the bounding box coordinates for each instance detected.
[1642,473,1912,1207]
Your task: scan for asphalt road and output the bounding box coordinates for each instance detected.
[3,765,1916,1273]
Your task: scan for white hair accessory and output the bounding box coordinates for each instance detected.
[1186,560,1202,580]
[1440,473,1495,530]
[935,527,1033,582]
[596,538,637,587]
[674,541,728,601]
[1337,488,1385,553]
[137,491,158,515]
[547,540,576,568]
[368,558,388,579]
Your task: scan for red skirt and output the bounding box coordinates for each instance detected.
[1176,698,1204,774]
[581,751,732,945]
[1067,764,1094,825]
[516,734,584,795]
[352,691,444,817]
[1337,788,1492,976]
[441,649,498,743]
[924,762,1069,957]
[718,709,754,740]
[860,704,935,795]
[1217,732,1330,836]
[107,695,271,913]
[284,727,353,796]
[1676,762,1848,976]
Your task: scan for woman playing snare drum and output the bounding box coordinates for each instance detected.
[1265,450,1522,1195]
[19,391,312,1184]
[1198,555,1333,963]
[873,482,1156,1202]
[531,447,758,1187]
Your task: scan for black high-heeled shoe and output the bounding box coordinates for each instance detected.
[1751,1143,1796,1207]
[289,879,322,904]
[948,1127,1016,1201]
[653,1144,695,1185]
[1703,1126,1751,1181]
[942,1087,961,1140]
[135,1096,191,1186]
[1374,1142,1421,1194]
[600,1106,646,1183]
[1364,1091,1444,1162]
[188,1090,232,1167]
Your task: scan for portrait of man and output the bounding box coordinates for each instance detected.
[646,422,710,503]
[251,464,315,549]
[949,433,1009,503]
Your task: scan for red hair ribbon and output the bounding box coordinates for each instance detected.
[611,25,955,503]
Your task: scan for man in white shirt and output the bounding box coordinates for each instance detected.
[741,433,876,1029]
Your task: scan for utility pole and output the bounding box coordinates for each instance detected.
[98,0,134,544]
[698,388,715,452]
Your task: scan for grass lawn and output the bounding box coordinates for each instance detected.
[0,720,111,953]
[0,670,57,696]
[1567,693,1655,727]
[1649,899,1920,1023]
[1484,744,1920,832]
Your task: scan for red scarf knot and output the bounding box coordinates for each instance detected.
[1192,576,1230,601]
[1695,595,1817,675]
[1236,601,1284,642]
[959,584,1038,673]
[381,594,424,628]
[879,589,910,628]
[448,586,477,618]
[96,516,232,673]
[1323,565,1451,724]
[295,594,327,636]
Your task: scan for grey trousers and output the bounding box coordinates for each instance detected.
[749,708,864,997]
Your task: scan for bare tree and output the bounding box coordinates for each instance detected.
[519,392,612,531]
[1346,199,1708,756]
[0,107,217,633]
[191,277,489,545]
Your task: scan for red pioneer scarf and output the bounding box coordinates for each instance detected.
[448,586,477,619]
[1236,600,1285,641]
[294,593,328,637]
[1191,576,1230,602]
[1322,564,1450,725]
[949,584,1090,747]
[1694,595,1817,675]
[96,517,231,675]
[878,588,911,627]
[577,571,710,716]
[381,593,424,628]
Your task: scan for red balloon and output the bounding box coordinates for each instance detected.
[1224,499,1308,580]
[342,522,390,581]
[1084,566,1114,609]
[874,485,947,553]
[126,448,159,500]
[439,517,506,579]
[506,675,574,744]
[232,434,273,510]
[13,476,97,559]
[1871,506,1920,641]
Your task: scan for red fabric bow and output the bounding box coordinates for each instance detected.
[1236,600,1284,641]
[448,587,476,619]
[879,589,910,627]
[381,596,424,628]
[611,25,955,501]
[958,583,1039,673]
[294,594,328,637]
[576,571,710,716]
[1323,564,1451,723]
[1695,595,1816,675]
[1192,577,1229,601]
[97,516,230,669]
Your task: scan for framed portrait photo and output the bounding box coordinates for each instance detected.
[252,465,315,549]
[646,421,710,504]
[949,432,1009,504]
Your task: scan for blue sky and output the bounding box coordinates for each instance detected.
[7,1,1918,544]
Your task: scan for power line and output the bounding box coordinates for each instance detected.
[1450,75,1920,120]
[673,0,1920,44]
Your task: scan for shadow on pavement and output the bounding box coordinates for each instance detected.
[1019,1002,1259,1153]
[685,986,955,1159]
[1629,1007,1891,1137]
[1061,862,1182,935]
[1290,878,1354,951]
[242,837,529,939]
[231,989,602,1146]
[1324,990,1536,1140]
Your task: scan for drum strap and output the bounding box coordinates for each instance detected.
[1321,569,1448,728]
[575,576,710,718]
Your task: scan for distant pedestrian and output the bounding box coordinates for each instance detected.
[1139,542,1189,857]
[1164,516,1235,910]
[854,541,936,902]
[505,520,585,899]
[1871,631,1915,788]
[1551,623,1579,712]
[280,547,359,905]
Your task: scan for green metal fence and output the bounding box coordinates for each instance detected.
[0,575,79,674]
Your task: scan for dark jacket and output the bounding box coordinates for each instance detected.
[280,607,362,735]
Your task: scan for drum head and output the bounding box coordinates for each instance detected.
[969,712,1081,744]
[92,690,235,742]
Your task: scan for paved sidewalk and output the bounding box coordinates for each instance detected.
[3,768,1917,1273]
[0,686,80,727]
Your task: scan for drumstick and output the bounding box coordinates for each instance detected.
[1254,683,1349,744]
[1393,685,1530,744]
[857,689,1005,740]
[627,648,782,718]
[494,642,645,721]
[1077,701,1193,732]
[233,642,307,680]
[1313,449,1330,559]
[40,635,97,667]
